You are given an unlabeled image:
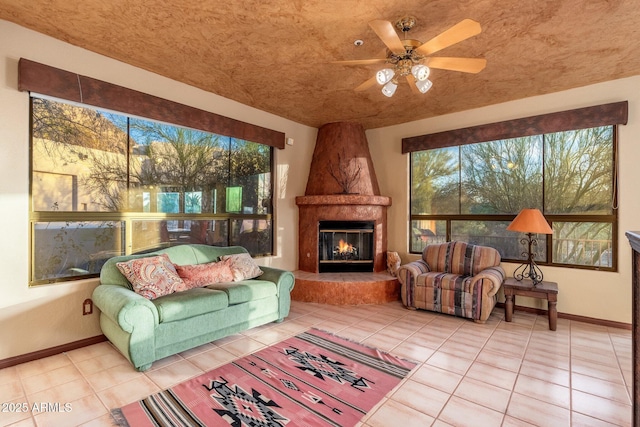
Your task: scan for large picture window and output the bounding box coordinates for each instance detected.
[409,125,617,271]
[30,96,274,285]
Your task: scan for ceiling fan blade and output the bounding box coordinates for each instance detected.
[331,58,388,66]
[354,76,378,91]
[406,75,420,94]
[369,20,406,55]
[415,19,482,56]
[426,57,487,73]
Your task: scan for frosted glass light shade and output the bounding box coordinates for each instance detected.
[415,78,432,94]
[411,64,430,81]
[381,81,397,97]
[375,68,395,85]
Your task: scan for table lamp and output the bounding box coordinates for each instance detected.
[506,208,553,286]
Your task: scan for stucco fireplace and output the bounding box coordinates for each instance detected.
[293,122,398,305]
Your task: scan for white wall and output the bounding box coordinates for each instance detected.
[0,20,317,359]
[368,77,640,324]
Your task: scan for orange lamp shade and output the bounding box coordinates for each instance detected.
[506,209,553,234]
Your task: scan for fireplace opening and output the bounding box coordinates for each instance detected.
[318,221,374,273]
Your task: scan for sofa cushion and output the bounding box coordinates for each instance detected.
[206,280,277,305]
[116,254,184,300]
[152,287,229,323]
[174,259,234,291]
[220,253,263,281]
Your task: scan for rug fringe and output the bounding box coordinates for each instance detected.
[110,408,130,427]
[309,327,420,365]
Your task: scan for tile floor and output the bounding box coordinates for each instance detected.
[0,300,633,427]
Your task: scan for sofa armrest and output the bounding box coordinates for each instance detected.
[260,267,295,294]
[259,266,295,320]
[92,285,159,332]
[471,266,506,297]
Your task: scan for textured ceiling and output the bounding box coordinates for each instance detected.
[1,0,639,129]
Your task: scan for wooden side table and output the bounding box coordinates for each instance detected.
[503,277,558,331]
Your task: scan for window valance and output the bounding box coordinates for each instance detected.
[402,101,628,154]
[18,58,285,149]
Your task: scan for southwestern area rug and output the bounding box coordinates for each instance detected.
[112,328,417,427]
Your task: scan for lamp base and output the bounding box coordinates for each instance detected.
[513,232,544,286]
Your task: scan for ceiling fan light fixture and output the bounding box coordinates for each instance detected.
[411,64,430,81]
[415,78,433,94]
[381,81,398,97]
[375,68,395,85]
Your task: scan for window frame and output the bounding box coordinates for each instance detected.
[406,106,623,272]
[28,96,275,286]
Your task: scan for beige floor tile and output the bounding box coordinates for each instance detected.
[410,363,463,394]
[390,340,435,363]
[65,342,117,364]
[144,359,203,389]
[361,332,404,352]
[177,342,216,358]
[465,361,518,391]
[572,389,632,426]
[220,336,265,357]
[366,397,435,427]
[97,375,160,409]
[85,363,144,392]
[571,357,625,384]
[426,351,474,376]
[519,359,570,387]
[501,415,537,426]
[21,364,84,396]
[32,395,107,427]
[438,339,482,360]
[438,395,504,427]
[507,392,570,426]
[16,353,71,379]
[0,379,24,403]
[78,412,120,427]
[74,351,130,376]
[26,378,94,407]
[453,377,511,413]
[0,397,33,426]
[390,379,449,417]
[571,411,622,427]
[250,327,293,346]
[476,349,523,373]
[186,347,238,371]
[572,344,619,368]
[572,372,631,405]
[524,345,570,370]
[0,367,21,386]
[514,374,570,409]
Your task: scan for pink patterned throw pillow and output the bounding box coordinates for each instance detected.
[220,252,264,281]
[116,254,184,300]
[174,259,234,291]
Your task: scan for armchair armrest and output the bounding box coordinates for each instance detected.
[397,259,430,307]
[92,285,159,332]
[471,266,506,298]
[397,259,430,286]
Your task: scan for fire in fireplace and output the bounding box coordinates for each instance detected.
[318,221,374,273]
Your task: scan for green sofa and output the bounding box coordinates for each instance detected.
[92,244,295,371]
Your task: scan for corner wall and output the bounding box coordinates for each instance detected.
[367,77,640,324]
[0,19,316,360]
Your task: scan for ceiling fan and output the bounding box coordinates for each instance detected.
[333,16,487,97]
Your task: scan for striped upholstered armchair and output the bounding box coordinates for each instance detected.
[397,241,505,323]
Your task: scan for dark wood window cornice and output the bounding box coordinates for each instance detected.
[18,58,285,149]
[402,101,628,154]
